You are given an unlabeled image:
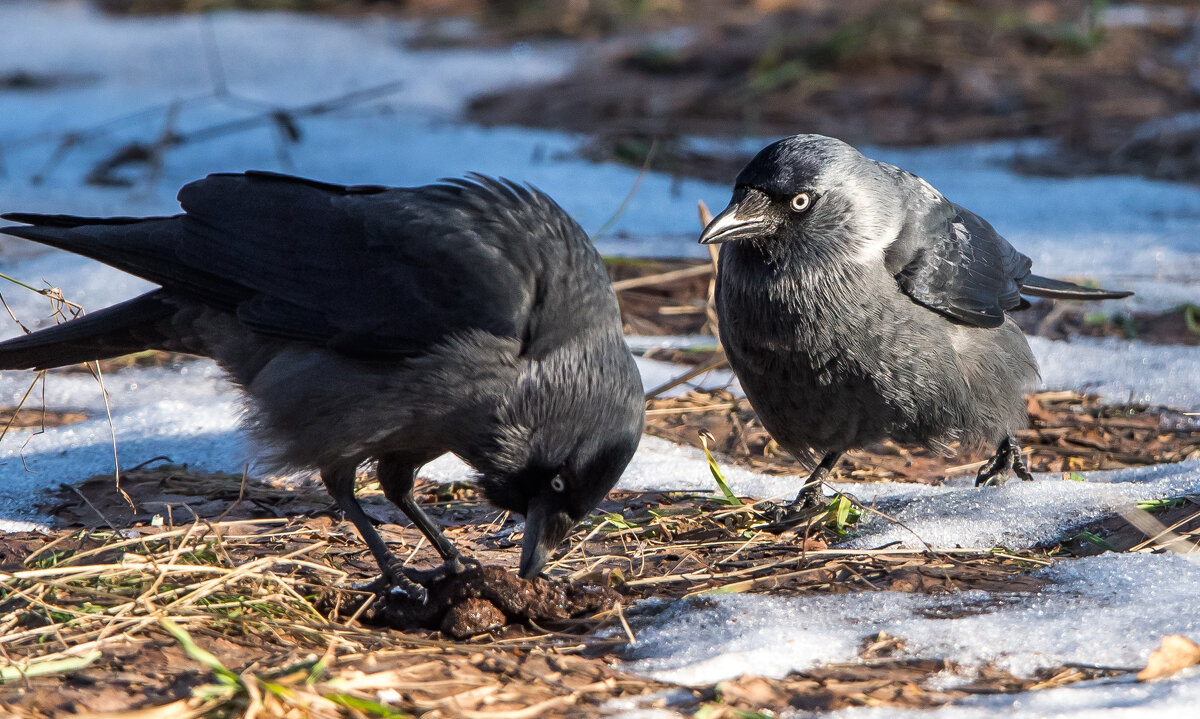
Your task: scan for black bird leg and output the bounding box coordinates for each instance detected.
[377,455,479,585]
[320,464,429,603]
[975,435,1034,487]
[763,451,842,527]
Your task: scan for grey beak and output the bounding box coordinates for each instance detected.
[699,202,766,244]
[518,499,555,579]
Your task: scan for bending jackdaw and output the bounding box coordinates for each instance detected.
[0,172,644,590]
[700,135,1130,516]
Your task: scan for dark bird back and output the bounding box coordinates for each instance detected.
[1,172,645,588]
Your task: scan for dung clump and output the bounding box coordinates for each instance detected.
[365,565,621,638]
[441,597,506,637]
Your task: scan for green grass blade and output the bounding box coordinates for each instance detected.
[0,651,101,682]
[699,431,741,506]
[159,618,242,687]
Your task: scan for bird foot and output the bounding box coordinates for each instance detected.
[358,554,483,603]
[356,562,430,604]
[384,558,434,603]
[400,554,481,585]
[756,491,826,531]
[975,437,1034,487]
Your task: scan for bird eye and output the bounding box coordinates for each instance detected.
[790,192,812,213]
[550,477,565,492]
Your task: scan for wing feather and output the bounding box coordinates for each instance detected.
[2,172,607,360]
[888,201,1031,329]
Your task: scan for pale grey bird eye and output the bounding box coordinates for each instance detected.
[790,192,812,213]
[550,476,565,492]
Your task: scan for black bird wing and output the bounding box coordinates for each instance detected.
[0,292,177,370]
[1,172,596,360]
[886,202,1033,329]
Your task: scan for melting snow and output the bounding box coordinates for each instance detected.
[623,552,1200,685]
[1032,336,1200,411]
[835,460,1200,550]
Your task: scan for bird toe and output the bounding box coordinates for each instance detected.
[381,558,431,604]
[758,497,825,531]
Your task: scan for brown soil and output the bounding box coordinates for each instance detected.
[0,406,88,430]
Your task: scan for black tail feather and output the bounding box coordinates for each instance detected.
[1020,274,1133,301]
[0,291,175,370]
[1,212,173,228]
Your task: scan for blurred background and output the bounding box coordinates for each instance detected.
[1,0,1198,310]
[45,0,1200,178]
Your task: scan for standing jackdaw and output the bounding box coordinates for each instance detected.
[0,172,644,592]
[700,135,1130,518]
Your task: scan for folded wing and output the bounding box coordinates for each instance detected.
[0,172,565,360]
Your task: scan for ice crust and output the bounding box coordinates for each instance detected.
[623,553,1200,685]
[834,459,1200,550]
[1031,336,1200,411]
[0,360,247,529]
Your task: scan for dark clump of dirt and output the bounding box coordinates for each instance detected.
[361,565,622,638]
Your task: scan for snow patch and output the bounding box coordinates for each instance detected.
[623,553,1200,686]
[835,460,1200,550]
[1032,336,1200,411]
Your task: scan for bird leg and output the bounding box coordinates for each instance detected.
[320,464,429,603]
[975,435,1034,487]
[377,456,479,585]
[762,451,842,527]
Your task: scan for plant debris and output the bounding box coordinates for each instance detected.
[646,388,1200,482]
[2,456,1192,716]
[1137,634,1200,681]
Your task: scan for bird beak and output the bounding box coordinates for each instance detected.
[518,497,572,579]
[699,202,766,244]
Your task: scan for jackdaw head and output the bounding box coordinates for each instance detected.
[700,134,904,262]
[474,351,643,579]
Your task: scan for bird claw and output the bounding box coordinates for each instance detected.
[756,492,826,531]
[975,437,1034,487]
[400,554,481,585]
[358,558,431,604]
[387,569,431,604]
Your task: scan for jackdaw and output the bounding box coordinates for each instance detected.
[0,171,644,591]
[699,134,1131,516]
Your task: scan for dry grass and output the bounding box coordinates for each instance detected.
[2,459,1191,717]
